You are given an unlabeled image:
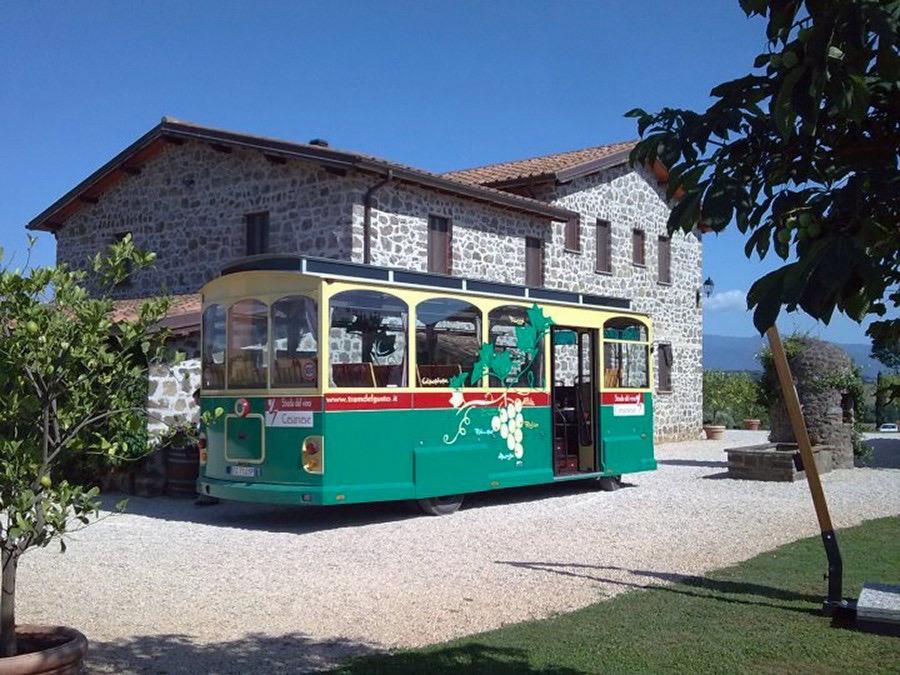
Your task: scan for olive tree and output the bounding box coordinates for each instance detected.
[0,236,169,657]
[627,0,899,394]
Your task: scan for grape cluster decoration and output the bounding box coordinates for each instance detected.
[443,304,553,458]
[491,399,525,458]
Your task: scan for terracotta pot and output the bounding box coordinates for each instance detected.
[743,419,761,431]
[703,425,726,440]
[0,625,87,675]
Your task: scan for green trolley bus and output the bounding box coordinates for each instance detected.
[197,255,656,515]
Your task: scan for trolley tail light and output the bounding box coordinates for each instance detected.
[198,431,208,465]
[302,436,324,475]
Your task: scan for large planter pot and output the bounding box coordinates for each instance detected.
[165,444,200,497]
[743,418,761,431]
[703,425,726,440]
[0,625,87,675]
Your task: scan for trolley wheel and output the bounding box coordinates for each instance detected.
[416,494,465,516]
[597,475,622,492]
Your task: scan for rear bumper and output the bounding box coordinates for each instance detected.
[198,477,324,505]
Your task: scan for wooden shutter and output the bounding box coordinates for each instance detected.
[565,216,580,251]
[632,229,645,266]
[596,219,611,273]
[427,215,450,274]
[525,236,544,287]
[246,211,270,255]
[657,343,673,392]
[658,236,671,283]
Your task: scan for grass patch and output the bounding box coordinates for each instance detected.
[333,517,900,674]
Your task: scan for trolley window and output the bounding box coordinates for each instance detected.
[603,317,649,389]
[330,290,408,388]
[415,298,481,387]
[488,305,544,388]
[271,296,318,388]
[228,299,269,389]
[201,304,226,389]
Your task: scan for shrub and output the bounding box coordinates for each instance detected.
[703,370,767,428]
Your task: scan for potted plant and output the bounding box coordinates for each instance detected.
[703,410,732,440]
[0,237,169,669]
[742,418,762,431]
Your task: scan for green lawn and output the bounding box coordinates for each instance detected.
[333,517,900,674]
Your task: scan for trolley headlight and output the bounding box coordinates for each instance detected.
[302,436,324,475]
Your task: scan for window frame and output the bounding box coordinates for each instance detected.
[595,219,612,274]
[632,228,646,267]
[414,297,482,388]
[602,317,650,390]
[201,303,227,390]
[270,295,319,389]
[328,289,409,389]
[487,304,545,389]
[226,298,270,390]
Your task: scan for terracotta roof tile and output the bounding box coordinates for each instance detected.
[111,293,201,333]
[443,141,636,187]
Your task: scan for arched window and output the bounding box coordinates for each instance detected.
[228,299,269,389]
[271,296,318,388]
[603,317,649,389]
[201,304,226,389]
[487,305,544,388]
[329,290,408,388]
[415,298,481,387]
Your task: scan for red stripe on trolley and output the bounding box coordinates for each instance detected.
[325,392,413,411]
[322,390,551,411]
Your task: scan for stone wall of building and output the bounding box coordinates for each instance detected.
[147,358,201,443]
[357,181,549,281]
[57,140,356,298]
[543,165,704,441]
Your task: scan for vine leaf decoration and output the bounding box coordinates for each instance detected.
[443,304,554,452]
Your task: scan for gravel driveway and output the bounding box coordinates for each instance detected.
[18,430,900,673]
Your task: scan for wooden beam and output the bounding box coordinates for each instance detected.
[78,196,99,204]
[766,325,846,609]
[210,143,232,154]
[121,166,142,176]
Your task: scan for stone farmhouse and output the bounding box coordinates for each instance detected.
[27,118,704,441]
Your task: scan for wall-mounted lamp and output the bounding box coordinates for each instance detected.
[697,276,715,308]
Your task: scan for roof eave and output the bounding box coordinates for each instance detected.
[27,119,575,232]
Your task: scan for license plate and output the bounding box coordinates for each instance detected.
[227,465,259,478]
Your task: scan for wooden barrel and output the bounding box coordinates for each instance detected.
[165,445,200,497]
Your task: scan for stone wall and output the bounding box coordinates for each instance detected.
[147,358,201,443]
[358,180,548,280]
[767,339,855,469]
[57,140,356,297]
[542,165,704,441]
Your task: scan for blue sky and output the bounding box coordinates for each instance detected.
[0,1,886,342]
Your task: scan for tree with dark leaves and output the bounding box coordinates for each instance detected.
[627,0,899,398]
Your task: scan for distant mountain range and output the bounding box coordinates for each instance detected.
[703,334,884,380]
